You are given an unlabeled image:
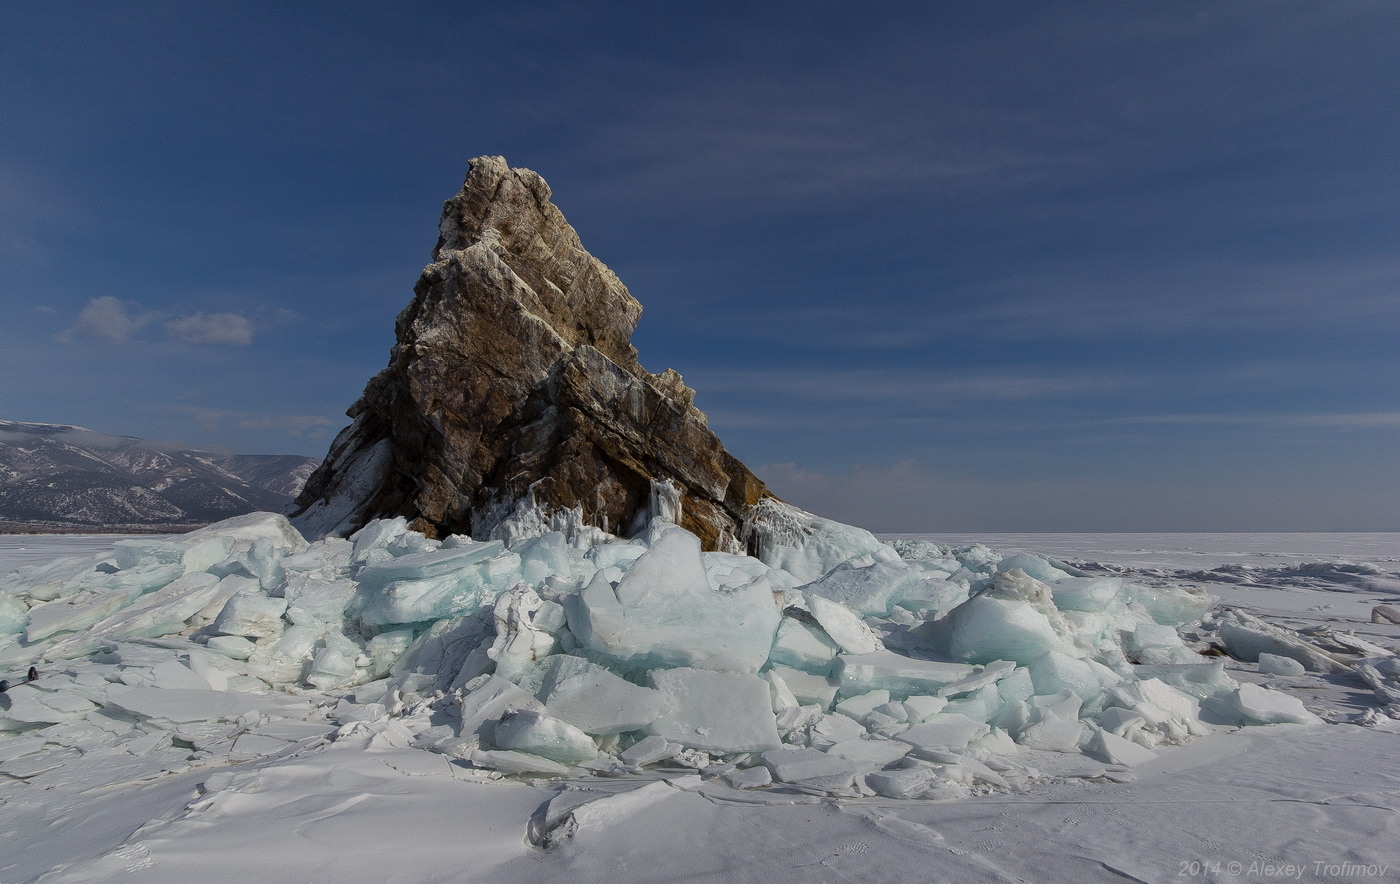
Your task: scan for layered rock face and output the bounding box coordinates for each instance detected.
[289,157,767,550]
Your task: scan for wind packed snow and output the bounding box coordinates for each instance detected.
[2,507,1398,881]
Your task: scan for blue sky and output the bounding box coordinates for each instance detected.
[3,2,1398,531]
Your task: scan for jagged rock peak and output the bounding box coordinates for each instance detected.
[289,156,768,550]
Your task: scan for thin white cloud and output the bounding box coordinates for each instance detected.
[165,312,254,346]
[59,297,257,346]
[59,296,158,344]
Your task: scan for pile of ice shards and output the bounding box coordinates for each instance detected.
[0,491,1333,799]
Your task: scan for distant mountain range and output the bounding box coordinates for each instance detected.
[0,420,319,533]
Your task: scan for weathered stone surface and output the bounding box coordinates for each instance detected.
[290,156,767,550]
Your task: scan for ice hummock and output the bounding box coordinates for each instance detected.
[0,492,1367,802]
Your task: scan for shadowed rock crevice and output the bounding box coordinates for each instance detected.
[289,156,768,550]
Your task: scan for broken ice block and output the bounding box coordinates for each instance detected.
[112,539,184,571]
[761,747,860,784]
[768,665,838,709]
[569,529,780,673]
[894,713,988,753]
[825,735,910,768]
[803,561,922,616]
[835,650,976,699]
[834,689,891,721]
[768,617,841,674]
[211,593,288,639]
[493,710,598,762]
[0,592,28,635]
[1027,651,1120,704]
[182,512,308,555]
[25,564,184,642]
[803,593,879,655]
[1086,728,1156,766]
[1257,653,1306,676]
[901,695,948,723]
[1225,683,1321,725]
[646,667,782,753]
[929,593,1071,666]
[1218,614,1346,673]
[486,585,562,681]
[619,734,682,766]
[470,748,571,776]
[1017,689,1084,752]
[744,501,885,582]
[284,577,357,627]
[1133,661,1237,701]
[996,553,1074,583]
[532,654,671,735]
[866,766,938,799]
[1120,582,1213,628]
[457,674,547,743]
[357,541,506,587]
[1048,577,1125,613]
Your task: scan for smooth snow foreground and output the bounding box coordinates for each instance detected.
[1,506,1397,882]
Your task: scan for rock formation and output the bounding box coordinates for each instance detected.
[289,156,768,550]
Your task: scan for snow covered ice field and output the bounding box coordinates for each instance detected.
[1,515,1397,883]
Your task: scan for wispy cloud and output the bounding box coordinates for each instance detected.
[58,296,159,344]
[59,297,258,346]
[165,312,254,345]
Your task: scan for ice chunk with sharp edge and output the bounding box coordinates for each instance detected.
[456,674,546,744]
[619,734,682,766]
[1017,689,1084,752]
[211,593,287,639]
[568,529,780,673]
[803,593,879,655]
[493,710,598,762]
[357,540,506,587]
[894,713,988,752]
[927,591,1073,666]
[761,747,860,784]
[25,563,184,642]
[112,539,184,570]
[996,553,1074,583]
[1226,683,1321,725]
[364,628,415,678]
[836,650,976,699]
[768,665,838,709]
[1086,728,1156,766]
[646,667,782,753]
[183,512,308,555]
[834,690,890,721]
[0,592,28,635]
[470,748,571,776]
[532,654,671,735]
[1027,651,1121,703]
[768,616,841,674]
[1257,653,1306,676]
[803,560,923,616]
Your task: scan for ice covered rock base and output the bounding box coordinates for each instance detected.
[3,502,1392,811]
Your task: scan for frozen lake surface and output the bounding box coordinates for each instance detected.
[2,530,1396,883]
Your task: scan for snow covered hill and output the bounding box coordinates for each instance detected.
[0,421,318,532]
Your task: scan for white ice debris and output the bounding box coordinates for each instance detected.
[0,493,1376,805]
